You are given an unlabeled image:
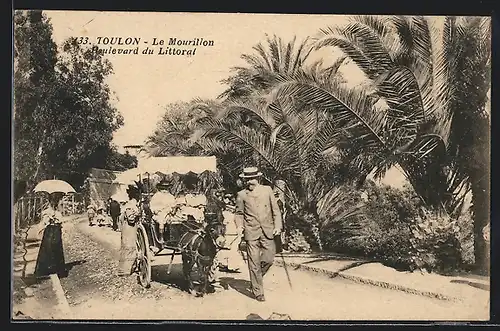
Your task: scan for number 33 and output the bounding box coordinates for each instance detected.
[77,37,89,45]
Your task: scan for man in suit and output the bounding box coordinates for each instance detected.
[235,167,282,302]
[109,198,121,231]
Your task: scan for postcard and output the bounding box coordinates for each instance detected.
[12,10,491,321]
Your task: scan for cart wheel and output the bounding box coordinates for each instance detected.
[136,227,151,288]
[137,255,151,288]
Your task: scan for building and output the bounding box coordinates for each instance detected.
[123,144,144,157]
[84,168,126,206]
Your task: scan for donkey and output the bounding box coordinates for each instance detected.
[178,213,227,297]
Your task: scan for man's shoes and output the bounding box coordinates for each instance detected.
[255,295,265,302]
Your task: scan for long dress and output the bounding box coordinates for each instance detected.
[34,208,66,277]
[118,199,139,276]
[217,207,246,271]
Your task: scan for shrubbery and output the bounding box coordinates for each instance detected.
[285,211,316,253]
[286,229,312,253]
[409,210,464,272]
[287,180,472,273]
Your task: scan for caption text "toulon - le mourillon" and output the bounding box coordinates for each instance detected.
[77,36,215,56]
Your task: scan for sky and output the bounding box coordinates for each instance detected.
[45,11,362,148]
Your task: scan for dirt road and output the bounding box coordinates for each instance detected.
[55,216,488,320]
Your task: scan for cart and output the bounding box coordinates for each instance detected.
[113,156,222,288]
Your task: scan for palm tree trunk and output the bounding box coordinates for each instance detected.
[471,169,490,275]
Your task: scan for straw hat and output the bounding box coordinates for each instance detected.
[239,166,262,179]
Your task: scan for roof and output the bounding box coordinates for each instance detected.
[89,168,121,181]
[123,145,144,148]
[139,156,217,174]
[113,156,218,185]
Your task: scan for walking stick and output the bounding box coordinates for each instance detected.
[278,242,293,290]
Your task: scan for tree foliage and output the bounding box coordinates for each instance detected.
[307,15,490,271]
[13,10,58,185]
[13,10,133,190]
[219,35,315,100]
[309,16,490,214]
[147,17,491,271]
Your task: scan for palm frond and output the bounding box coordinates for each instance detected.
[374,66,426,146]
[265,34,281,72]
[217,98,276,133]
[283,36,296,73]
[315,36,376,79]
[316,186,365,229]
[240,53,267,71]
[340,21,394,71]
[275,71,387,154]
[390,16,437,116]
[292,37,314,72]
[327,56,347,79]
[252,42,274,72]
[195,116,289,175]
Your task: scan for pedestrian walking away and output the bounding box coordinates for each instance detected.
[108,198,121,231]
[235,166,282,302]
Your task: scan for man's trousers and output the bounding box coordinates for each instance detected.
[111,215,120,231]
[246,235,276,298]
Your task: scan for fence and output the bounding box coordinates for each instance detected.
[13,195,49,231]
[13,193,85,232]
[60,193,85,215]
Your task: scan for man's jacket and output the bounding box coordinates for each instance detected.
[109,200,121,217]
[235,184,282,241]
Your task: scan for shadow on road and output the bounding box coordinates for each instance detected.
[293,260,375,278]
[450,279,490,291]
[300,255,364,264]
[218,276,253,299]
[58,259,87,279]
[151,263,187,292]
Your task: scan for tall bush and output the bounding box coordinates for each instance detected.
[319,181,465,272]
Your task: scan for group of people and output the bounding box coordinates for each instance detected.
[147,181,209,246]
[86,198,122,231]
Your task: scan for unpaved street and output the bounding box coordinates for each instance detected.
[57,216,488,320]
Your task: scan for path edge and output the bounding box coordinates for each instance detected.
[49,273,73,319]
[274,259,458,302]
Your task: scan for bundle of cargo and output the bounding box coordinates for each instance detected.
[170,192,207,223]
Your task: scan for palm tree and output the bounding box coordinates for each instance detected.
[219,34,315,100]
[276,15,490,272]
[191,82,361,249]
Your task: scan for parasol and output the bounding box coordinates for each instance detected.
[33,180,76,194]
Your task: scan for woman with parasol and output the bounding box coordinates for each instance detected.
[33,180,75,278]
